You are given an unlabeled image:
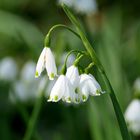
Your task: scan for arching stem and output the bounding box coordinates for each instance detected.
[61,50,85,74]
[44,24,81,46]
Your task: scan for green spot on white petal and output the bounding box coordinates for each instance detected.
[50,73,55,79]
[82,95,87,101]
[54,95,58,101]
[75,88,79,94]
[67,97,71,102]
[96,90,101,95]
[75,98,80,103]
[35,71,39,77]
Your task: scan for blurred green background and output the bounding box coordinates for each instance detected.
[0,0,140,140]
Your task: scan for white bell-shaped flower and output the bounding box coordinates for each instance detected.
[66,65,80,88]
[125,99,140,135]
[78,74,102,102]
[35,47,57,80]
[48,75,74,103]
[0,57,18,81]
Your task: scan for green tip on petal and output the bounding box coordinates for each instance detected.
[96,90,101,95]
[35,71,39,77]
[54,95,58,101]
[75,98,80,103]
[67,97,71,102]
[82,95,87,102]
[75,88,79,94]
[50,73,55,79]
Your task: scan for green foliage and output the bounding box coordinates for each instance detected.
[0,1,140,140]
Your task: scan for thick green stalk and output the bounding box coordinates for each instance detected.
[61,3,131,140]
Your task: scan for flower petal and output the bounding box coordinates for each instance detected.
[48,75,65,102]
[35,48,46,78]
[45,47,57,80]
[78,79,89,102]
[63,78,76,103]
[66,65,80,88]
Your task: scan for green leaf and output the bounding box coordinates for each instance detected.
[0,10,43,48]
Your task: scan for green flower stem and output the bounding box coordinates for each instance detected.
[61,50,84,74]
[85,62,94,74]
[44,24,81,46]
[65,50,84,65]
[73,54,84,66]
[62,3,131,140]
[23,93,44,140]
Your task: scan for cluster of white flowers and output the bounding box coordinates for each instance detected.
[35,47,103,104]
[9,61,47,103]
[58,0,98,15]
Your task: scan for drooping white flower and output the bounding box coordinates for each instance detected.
[66,65,84,103]
[48,75,74,103]
[35,47,57,80]
[78,74,103,102]
[125,99,140,135]
[0,57,18,81]
[66,65,80,88]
